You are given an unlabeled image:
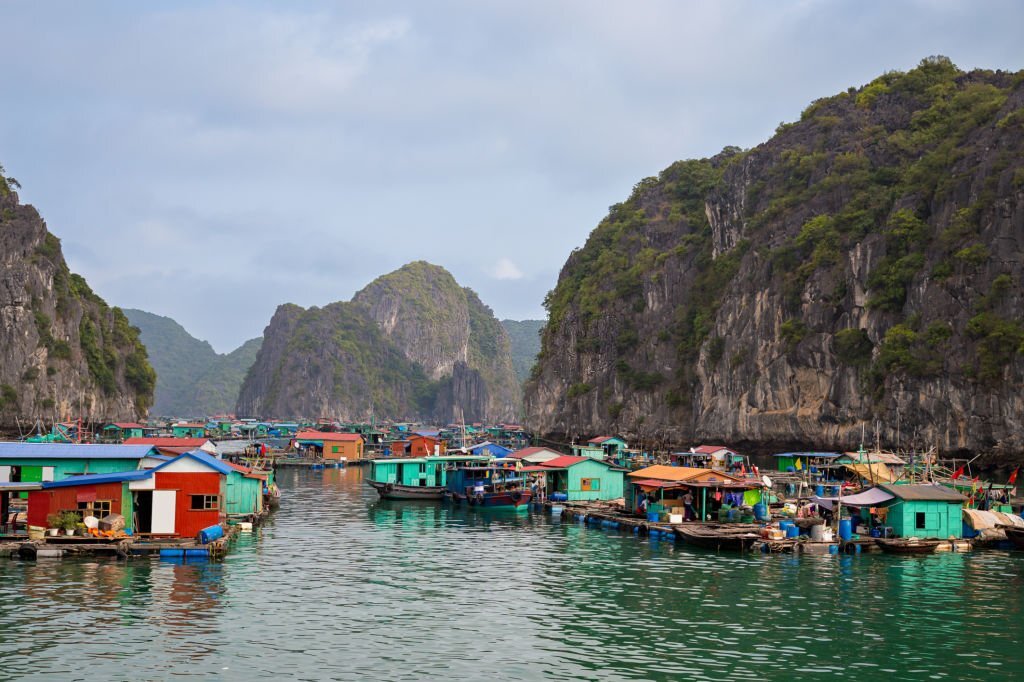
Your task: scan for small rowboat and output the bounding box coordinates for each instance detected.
[874,537,942,554]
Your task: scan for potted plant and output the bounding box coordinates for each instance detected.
[45,513,62,537]
[60,511,79,536]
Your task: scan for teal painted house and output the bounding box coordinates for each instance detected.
[0,442,158,501]
[224,462,265,518]
[526,456,625,502]
[575,436,628,460]
[878,484,966,539]
[368,455,489,487]
[172,423,207,438]
[102,422,146,441]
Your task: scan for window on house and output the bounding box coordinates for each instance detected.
[915,512,926,529]
[78,500,112,519]
[190,495,219,511]
[332,446,340,453]
[581,478,600,492]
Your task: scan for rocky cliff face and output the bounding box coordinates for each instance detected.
[0,169,155,426]
[236,262,519,422]
[526,58,1024,458]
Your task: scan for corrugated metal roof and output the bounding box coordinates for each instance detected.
[158,450,233,476]
[125,438,210,447]
[43,469,152,488]
[773,451,843,459]
[0,443,156,459]
[508,447,561,459]
[629,465,718,482]
[0,482,43,491]
[541,455,590,468]
[880,483,965,502]
[294,431,362,442]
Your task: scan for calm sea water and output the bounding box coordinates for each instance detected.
[1,467,1022,681]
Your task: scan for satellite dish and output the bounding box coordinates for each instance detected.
[762,475,772,488]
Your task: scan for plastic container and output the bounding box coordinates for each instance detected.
[647,512,660,522]
[815,485,825,497]
[786,525,800,539]
[778,520,794,533]
[185,548,209,558]
[198,524,224,544]
[810,524,825,542]
[549,492,568,502]
[753,502,768,521]
[159,548,184,558]
[838,519,852,541]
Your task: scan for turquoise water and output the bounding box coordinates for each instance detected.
[1,467,1022,680]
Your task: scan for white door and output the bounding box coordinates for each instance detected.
[0,466,9,483]
[151,490,176,534]
[41,467,54,482]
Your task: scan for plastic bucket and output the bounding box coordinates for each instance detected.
[838,519,853,541]
[753,503,768,521]
[786,525,800,539]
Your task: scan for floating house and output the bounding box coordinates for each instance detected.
[102,422,146,441]
[0,443,160,492]
[813,483,965,539]
[522,456,625,502]
[172,423,208,438]
[366,455,489,499]
[507,446,564,464]
[584,436,628,459]
[465,441,512,459]
[224,461,266,518]
[626,465,758,520]
[24,450,242,537]
[293,431,364,461]
[773,452,842,476]
[124,437,218,456]
[408,434,446,457]
[835,450,906,483]
[672,445,745,471]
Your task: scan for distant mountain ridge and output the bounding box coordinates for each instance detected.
[501,319,545,383]
[123,309,261,417]
[236,261,520,422]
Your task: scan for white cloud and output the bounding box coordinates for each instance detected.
[493,258,524,281]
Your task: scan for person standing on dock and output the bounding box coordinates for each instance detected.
[683,490,696,521]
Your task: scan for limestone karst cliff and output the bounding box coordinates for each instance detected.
[0,166,155,426]
[236,262,519,422]
[525,58,1024,458]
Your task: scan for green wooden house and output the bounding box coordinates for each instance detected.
[0,443,159,499]
[102,422,146,442]
[527,456,625,502]
[224,462,265,518]
[878,484,966,539]
[172,423,207,438]
[368,455,489,487]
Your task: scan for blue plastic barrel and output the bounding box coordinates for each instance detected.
[159,548,183,558]
[786,525,800,538]
[778,520,793,532]
[815,485,825,497]
[550,492,568,502]
[838,519,852,541]
[198,524,224,544]
[185,548,209,558]
[753,502,768,521]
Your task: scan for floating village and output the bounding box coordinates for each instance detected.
[2,415,1022,561]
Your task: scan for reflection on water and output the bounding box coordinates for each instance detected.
[0,466,1022,680]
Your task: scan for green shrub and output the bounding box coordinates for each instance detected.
[567,383,592,399]
[0,384,17,408]
[834,329,873,366]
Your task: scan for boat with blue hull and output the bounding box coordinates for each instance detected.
[444,465,533,510]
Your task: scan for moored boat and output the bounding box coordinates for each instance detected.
[999,525,1024,550]
[444,465,533,510]
[366,454,490,501]
[874,537,942,554]
[674,524,761,551]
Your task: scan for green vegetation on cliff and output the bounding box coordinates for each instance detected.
[124,309,261,417]
[501,319,545,382]
[527,57,1024,454]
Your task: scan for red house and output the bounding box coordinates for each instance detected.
[408,435,445,457]
[27,451,231,538]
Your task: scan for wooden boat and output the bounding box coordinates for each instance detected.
[445,465,533,509]
[874,537,943,554]
[674,525,761,551]
[367,479,446,501]
[999,525,1024,550]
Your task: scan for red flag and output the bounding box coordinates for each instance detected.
[951,465,965,480]
[1009,467,1019,485]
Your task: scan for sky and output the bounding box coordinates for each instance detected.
[1,1,1022,352]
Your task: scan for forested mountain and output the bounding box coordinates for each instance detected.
[237,262,519,422]
[501,319,545,383]
[123,309,261,417]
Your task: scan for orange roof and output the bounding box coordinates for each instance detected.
[628,465,744,483]
[294,431,362,442]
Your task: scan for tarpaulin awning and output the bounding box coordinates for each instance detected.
[962,508,1024,531]
[813,487,896,509]
[843,462,896,483]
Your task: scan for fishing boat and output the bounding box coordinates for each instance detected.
[874,537,942,554]
[999,525,1024,550]
[366,455,490,500]
[444,465,533,510]
[674,524,762,551]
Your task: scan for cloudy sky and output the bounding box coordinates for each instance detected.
[2,1,1022,351]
